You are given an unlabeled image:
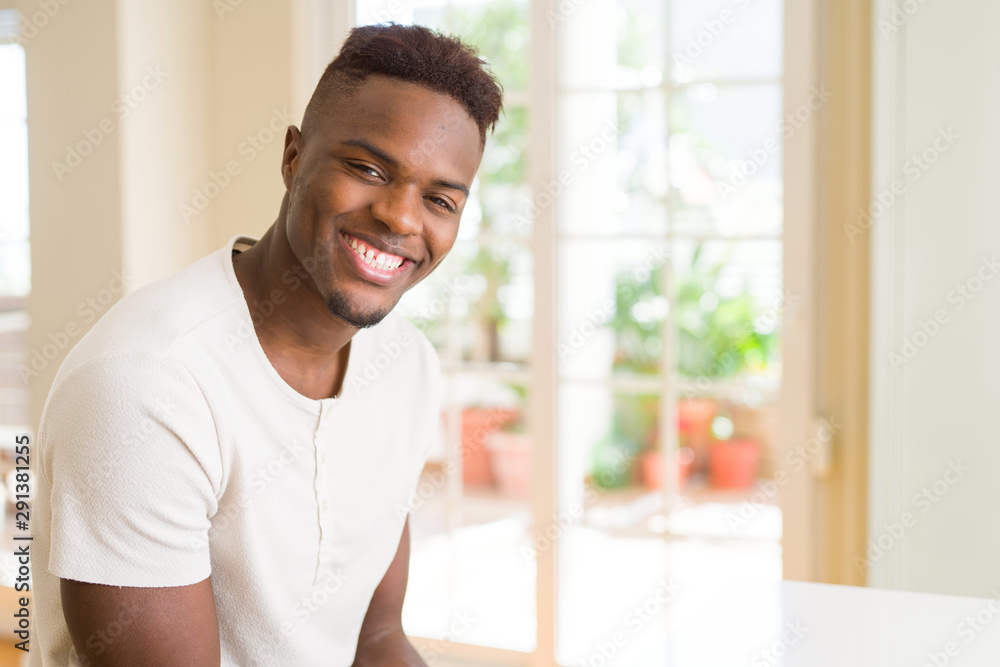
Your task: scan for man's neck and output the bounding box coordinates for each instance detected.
[232,219,358,401]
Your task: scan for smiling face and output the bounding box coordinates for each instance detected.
[281,75,483,328]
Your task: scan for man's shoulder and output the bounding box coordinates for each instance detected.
[346,311,441,399]
[53,243,242,386]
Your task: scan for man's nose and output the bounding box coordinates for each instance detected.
[371,183,422,236]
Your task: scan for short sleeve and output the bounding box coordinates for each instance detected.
[39,351,220,588]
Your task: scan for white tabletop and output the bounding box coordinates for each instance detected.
[633,580,1000,666]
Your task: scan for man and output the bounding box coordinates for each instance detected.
[31,23,503,666]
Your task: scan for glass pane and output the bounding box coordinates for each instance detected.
[357,0,529,93]
[670,0,783,83]
[457,239,532,365]
[555,382,671,663]
[557,0,620,89]
[396,239,532,366]
[559,239,670,380]
[670,83,783,237]
[673,239,783,385]
[451,0,530,93]
[617,0,667,85]
[0,305,29,427]
[558,89,668,237]
[0,122,30,242]
[466,105,531,238]
[0,241,29,297]
[616,90,669,235]
[403,376,535,652]
[0,44,26,121]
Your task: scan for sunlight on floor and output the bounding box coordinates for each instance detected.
[404,485,783,665]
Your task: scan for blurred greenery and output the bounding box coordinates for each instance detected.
[447,0,531,362]
[451,0,528,93]
[609,244,775,377]
[592,245,777,480]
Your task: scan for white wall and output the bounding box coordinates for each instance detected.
[870,0,1000,596]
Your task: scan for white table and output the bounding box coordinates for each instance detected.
[633,580,1000,666]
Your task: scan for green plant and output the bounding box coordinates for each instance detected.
[609,244,775,378]
[593,245,777,483]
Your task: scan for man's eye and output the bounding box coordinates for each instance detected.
[428,196,456,213]
[351,163,381,179]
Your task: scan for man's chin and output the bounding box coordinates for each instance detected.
[324,291,394,329]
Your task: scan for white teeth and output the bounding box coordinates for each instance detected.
[347,234,403,270]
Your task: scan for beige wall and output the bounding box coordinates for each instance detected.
[20,0,343,428]
[119,0,211,286]
[20,0,125,428]
[870,0,1000,597]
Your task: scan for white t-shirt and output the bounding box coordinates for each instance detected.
[30,235,441,666]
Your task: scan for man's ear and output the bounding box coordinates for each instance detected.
[281,126,303,190]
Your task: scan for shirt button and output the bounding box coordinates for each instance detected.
[321,500,330,512]
[318,450,328,466]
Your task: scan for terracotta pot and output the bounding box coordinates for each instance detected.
[638,448,694,490]
[487,431,531,499]
[708,438,761,489]
[677,399,717,471]
[460,408,518,487]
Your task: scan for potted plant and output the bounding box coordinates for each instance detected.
[707,411,761,489]
[460,405,518,488]
[487,409,531,499]
[603,245,776,488]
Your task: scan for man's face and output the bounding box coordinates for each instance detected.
[282,75,483,328]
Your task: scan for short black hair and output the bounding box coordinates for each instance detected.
[302,23,504,147]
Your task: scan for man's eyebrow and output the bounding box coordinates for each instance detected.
[340,138,399,168]
[340,138,470,197]
[431,178,470,197]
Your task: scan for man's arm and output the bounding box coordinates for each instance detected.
[61,576,221,666]
[352,517,426,667]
